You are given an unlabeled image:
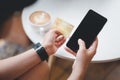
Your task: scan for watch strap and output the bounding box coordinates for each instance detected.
[33,43,49,61]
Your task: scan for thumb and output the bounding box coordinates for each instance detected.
[78,39,86,50]
[76,39,86,57]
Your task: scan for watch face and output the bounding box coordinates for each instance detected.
[33,43,41,50]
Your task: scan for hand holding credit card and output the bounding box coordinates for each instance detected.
[51,18,74,38]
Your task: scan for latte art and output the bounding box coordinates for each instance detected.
[28,10,51,35]
[29,11,51,26]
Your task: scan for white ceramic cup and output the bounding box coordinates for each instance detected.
[28,10,51,35]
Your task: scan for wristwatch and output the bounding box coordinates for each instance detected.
[33,43,49,61]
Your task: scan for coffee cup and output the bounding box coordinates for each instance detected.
[28,10,51,35]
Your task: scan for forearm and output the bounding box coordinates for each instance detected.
[0,48,41,80]
[68,68,87,80]
[68,64,88,80]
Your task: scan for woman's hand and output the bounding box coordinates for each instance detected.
[65,38,98,80]
[42,29,66,55]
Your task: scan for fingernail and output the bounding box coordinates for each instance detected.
[59,35,64,40]
[56,35,64,41]
[78,39,82,42]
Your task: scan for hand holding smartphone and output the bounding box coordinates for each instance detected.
[66,9,107,53]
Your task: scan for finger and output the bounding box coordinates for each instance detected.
[54,31,64,39]
[78,39,86,50]
[53,29,63,36]
[64,47,76,56]
[88,37,98,52]
[56,35,64,42]
[75,39,86,58]
[56,37,66,47]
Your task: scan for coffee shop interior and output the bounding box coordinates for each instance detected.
[0,0,120,80]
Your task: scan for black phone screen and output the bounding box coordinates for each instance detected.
[66,10,107,53]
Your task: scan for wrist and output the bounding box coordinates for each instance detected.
[68,70,85,80]
[69,63,89,80]
[73,60,89,72]
[42,44,51,56]
[42,43,55,55]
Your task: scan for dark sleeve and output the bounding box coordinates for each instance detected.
[0,0,37,26]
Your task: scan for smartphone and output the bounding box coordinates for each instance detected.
[66,9,107,53]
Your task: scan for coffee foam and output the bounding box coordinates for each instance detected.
[29,11,51,26]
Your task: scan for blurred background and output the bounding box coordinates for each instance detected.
[0,0,120,80]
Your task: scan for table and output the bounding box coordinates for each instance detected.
[22,0,120,62]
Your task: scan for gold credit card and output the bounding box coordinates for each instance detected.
[51,18,74,38]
